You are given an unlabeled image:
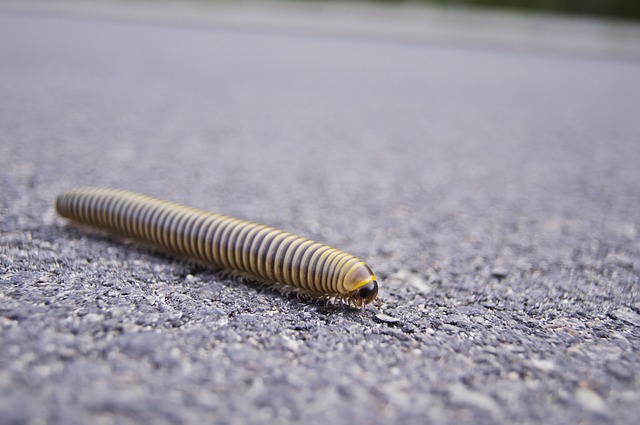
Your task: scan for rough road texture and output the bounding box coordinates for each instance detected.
[1,1,639,424]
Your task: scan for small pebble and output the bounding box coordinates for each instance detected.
[491,267,509,279]
[375,313,401,324]
[576,387,606,413]
[609,308,640,327]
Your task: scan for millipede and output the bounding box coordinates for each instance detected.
[55,187,379,310]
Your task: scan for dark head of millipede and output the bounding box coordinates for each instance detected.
[356,280,378,304]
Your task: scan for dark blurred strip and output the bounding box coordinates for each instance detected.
[415,0,640,20]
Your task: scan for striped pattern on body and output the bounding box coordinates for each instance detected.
[55,187,379,306]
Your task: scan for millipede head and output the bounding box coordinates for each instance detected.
[343,263,379,308]
[345,279,379,313]
[356,280,378,305]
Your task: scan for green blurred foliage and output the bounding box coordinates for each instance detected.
[410,0,640,20]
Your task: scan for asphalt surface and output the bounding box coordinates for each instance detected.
[1,1,639,424]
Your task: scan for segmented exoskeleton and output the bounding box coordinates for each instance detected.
[55,187,379,307]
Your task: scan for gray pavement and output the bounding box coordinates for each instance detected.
[1,1,639,424]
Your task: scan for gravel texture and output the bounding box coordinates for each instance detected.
[1,1,639,424]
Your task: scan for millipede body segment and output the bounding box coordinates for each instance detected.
[55,187,379,306]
